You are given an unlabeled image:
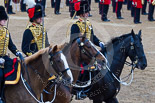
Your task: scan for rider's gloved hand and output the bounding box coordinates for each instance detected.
[16,51,22,57]
[99,42,105,50]
[0,58,5,65]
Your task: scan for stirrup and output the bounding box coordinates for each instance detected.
[75,91,87,100]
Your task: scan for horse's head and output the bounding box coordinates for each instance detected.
[127,30,147,70]
[71,37,106,66]
[48,45,73,83]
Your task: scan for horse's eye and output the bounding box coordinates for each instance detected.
[86,43,91,48]
[56,59,61,63]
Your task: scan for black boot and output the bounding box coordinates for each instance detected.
[21,4,26,12]
[7,6,15,14]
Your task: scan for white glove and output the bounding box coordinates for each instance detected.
[99,42,105,49]
[16,51,22,57]
[0,58,5,64]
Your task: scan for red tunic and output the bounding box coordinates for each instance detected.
[133,0,142,8]
[100,0,111,5]
[117,0,124,2]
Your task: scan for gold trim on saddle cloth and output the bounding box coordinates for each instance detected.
[5,62,21,85]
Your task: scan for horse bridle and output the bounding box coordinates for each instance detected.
[76,38,100,67]
[48,50,70,77]
[108,36,144,85]
[125,36,145,68]
[118,36,140,69]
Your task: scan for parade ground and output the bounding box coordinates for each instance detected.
[1,0,155,102]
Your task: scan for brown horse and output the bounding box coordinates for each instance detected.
[43,37,106,103]
[4,44,73,103]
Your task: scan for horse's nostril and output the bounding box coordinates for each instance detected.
[143,63,147,67]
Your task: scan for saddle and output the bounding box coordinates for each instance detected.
[4,58,21,85]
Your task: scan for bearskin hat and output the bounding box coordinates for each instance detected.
[0,6,8,21]
[26,0,42,22]
[75,0,90,16]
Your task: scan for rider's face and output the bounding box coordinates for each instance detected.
[34,17,42,24]
[0,20,7,26]
[80,12,89,19]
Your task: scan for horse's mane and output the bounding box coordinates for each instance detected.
[106,33,132,47]
[24,47,49,64]
[24,44,63,64]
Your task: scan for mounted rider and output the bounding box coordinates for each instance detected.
[0,6,22,103]
[22,0,50,56]
[70,0,105,50]
[70,0,106,100]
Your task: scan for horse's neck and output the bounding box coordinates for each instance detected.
[63,44,80,84]
[23,56,49,99]
[107,39,129,78]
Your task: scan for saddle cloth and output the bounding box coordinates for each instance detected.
[4,58,21,85]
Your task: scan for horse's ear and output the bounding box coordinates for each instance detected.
[131,29,135,35]
[59,43,67,50]
[52,45,58,53]
[131,29,136,38]
[49,43,53,49]
[138,30,142,37]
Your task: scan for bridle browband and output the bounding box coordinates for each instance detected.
[76,38,100,65]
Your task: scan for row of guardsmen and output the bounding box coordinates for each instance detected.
[97,0,155,23]
[3,0,155,23]
[4,0,61,15]
[67,0,155,23]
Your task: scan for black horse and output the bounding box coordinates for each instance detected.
[86,30,147,103]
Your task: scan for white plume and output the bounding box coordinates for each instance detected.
[25,0,36,8]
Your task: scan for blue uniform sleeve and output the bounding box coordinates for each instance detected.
[91,29,100,47]
[70,24,81,43]
[8,34,18,56]
[21,29,33,56]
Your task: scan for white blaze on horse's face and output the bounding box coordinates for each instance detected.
[60,53,73,82]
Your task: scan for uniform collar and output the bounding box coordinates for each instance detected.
[32,23,41,27]
[79,18,86,22]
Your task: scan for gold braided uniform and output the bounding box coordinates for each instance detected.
[75,18,92,40]
[0,26,9,56]
[22,23,49,56]
[28,24,46,50]
[0,26,18,57]
[71,18,100,46]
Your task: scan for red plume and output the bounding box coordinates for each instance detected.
[28,7,35,19]
[74,2,81,11]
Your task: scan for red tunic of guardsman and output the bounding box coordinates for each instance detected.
[0,6,22,103]
[115,0,124,19]
[22,0,50,56]
[69,0,78,18]
[99,0,111,21]
[132,0,143,23]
